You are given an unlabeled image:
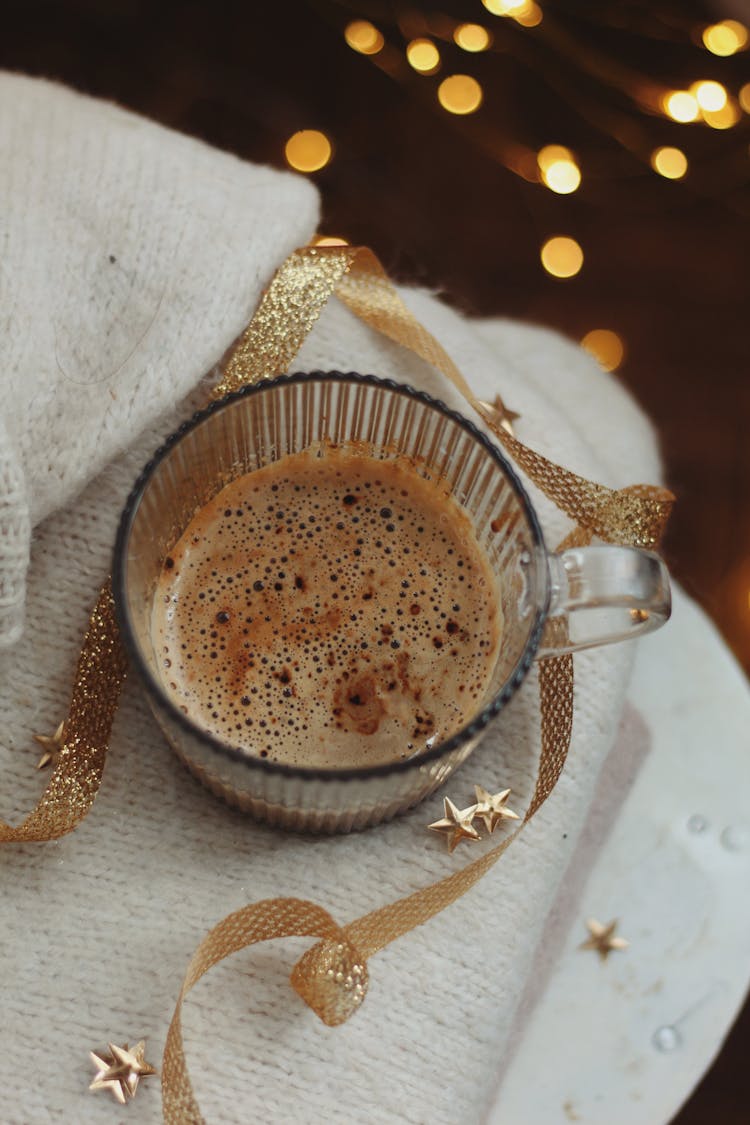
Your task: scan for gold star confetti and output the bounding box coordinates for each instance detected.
[473,785,520,833]
[477,394,521,437]
[89,1040,157,1103]
[579,918,629,961]
[428,797,481,852]
[112,1041,157,1096]
[89,1048,131,1104]
[33,720,66,770]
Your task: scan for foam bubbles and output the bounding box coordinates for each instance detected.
[151,447,502,769]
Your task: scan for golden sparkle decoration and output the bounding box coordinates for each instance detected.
[33,720,66,770]
[428,797,481,852]
[89,1040,157,1104]
[580,918,629,961]
[477,393,521,436]
[473,785,520,833]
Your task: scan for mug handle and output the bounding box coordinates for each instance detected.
[536,545,671,658]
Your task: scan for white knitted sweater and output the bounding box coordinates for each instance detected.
[0,74,665,1124]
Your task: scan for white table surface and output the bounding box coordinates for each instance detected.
[488,584,750,1124]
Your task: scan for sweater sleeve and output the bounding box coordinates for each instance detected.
[0,72,320,646]
[0,417,29,647]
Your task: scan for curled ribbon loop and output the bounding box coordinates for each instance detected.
[290,936,369,1026]
[162,899,364,1125]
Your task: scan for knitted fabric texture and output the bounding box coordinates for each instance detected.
[0,72,319,647]
[0,75,665,1123]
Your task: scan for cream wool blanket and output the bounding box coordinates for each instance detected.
[0,75,664,1123]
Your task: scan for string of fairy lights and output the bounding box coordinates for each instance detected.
[282,2,750,372]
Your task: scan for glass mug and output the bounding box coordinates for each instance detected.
[113,372,670,833]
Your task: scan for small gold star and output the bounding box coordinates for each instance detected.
[477,394,521,437]
[89,1049,130,1104]
[473,785,520,833]
[579,918,629,961]
[112,1041,157,1096]
[33,720,66,770]
[89,1040,157,1103]
[428,797,481,853]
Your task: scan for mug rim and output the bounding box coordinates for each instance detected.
[112,371,549,783]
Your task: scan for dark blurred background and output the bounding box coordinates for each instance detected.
[2,0,747,1119]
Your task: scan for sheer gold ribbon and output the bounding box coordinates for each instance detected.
[0,244,673,1120]
[215,246,673,548]
[164,246,671,1121]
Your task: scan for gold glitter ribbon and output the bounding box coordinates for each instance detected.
[215,246,673,546]
[162,899,368,1124]
[0,244,672,1119]
[0,581,127,842]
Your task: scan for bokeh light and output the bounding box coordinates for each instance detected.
[438,75,483,115]
[650,146,688,179]
[313,235,349,246]
[692,80,728,111]
[454,23,492,52]
[513,2,543,27]
[702,20,748,56]
[703,101,741,129]
[344,20,384,55]
[482,0,521,14]
[540,236,583,278]
[662,90,700,122]
[581,329,625,372]
[406,39,441,74]
[537,145,581,193]
[284,130,332,173]
[537,144,572,170]
[482,0,542,24]
[739,83,750,113]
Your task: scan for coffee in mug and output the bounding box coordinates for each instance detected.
[151,445,502,769]
[114,373,670,831]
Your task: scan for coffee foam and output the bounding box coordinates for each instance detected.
[151,446,502,769]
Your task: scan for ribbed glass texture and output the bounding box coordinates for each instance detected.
[114,373,547,832]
